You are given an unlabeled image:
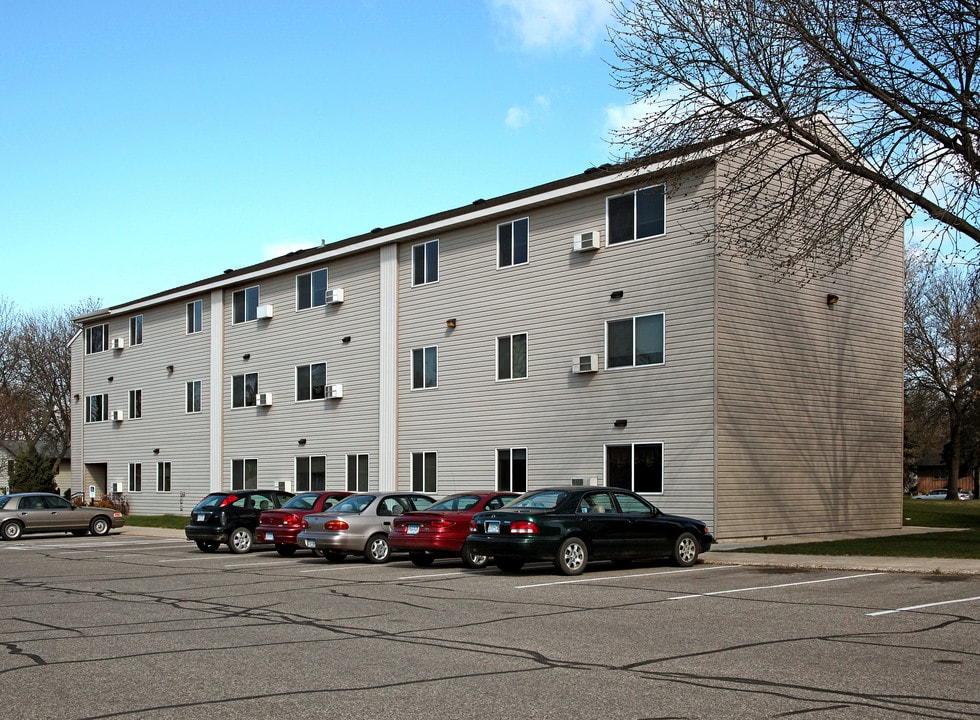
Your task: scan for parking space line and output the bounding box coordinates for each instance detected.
[223,561,282,568]
[867,595,980,616]
[516,565,727,589]
[300,564,373,573]
[669,572,883,600]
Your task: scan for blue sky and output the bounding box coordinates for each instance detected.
[1,0,637,313]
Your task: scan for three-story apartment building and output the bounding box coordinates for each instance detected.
[70,130,905,538]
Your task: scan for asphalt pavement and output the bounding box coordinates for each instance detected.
[122,523,980,575]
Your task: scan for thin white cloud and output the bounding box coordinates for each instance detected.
[261,239,316,260]
[505,106,531,129]
[489,0,610,53]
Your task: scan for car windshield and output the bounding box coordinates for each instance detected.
[331,495,375,514]
[508,490,567,510]
[427,494,481,512]
[283,493,319,510]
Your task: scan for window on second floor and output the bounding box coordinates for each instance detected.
[128,389,142,420]
[412,451,437,493]
[186,300,203,334]
[412,239,439,286]
[232,373,258,408]
[186,380,202,413]
[411,346,438,389]
[233,286,260,324]
[607,313,665,369]
[497,333,527,381]
[297,268,328,310]
[296,456,327,492]
[85,324,109,354]
[296,363,327,401]
[607,184,666,245]
[129,315,143,346]
[497,218,529,268]
[232,458,257,490]
[85,394,108,423]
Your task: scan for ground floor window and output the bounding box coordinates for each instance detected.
[156,462,171,492]
[232,458,257,490]
[606,443,663,493]
[346,454,368,492]
[412,451,437,493]
[128,463,142,492]
[496,448,527,492]
[296,456,326,491]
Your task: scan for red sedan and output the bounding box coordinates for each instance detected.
[389,491,519,567]
[257,491,351,556]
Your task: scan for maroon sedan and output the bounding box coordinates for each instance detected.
[257,491,352,556]
[389,491,519,568]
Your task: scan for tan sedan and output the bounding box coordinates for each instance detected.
[0,492,125,540]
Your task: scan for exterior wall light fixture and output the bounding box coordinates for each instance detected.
[298,438,307,446]
[827,294,840,306]
[610,290,624,299]
[342,336,352,343]
[446,318,457,329]
[243,353,250,361]
[166,365,174,373]
[614,419,628,428]
[153,448,160,455]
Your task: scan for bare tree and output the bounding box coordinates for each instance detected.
[904,253,979,498]
[609,0,979,275]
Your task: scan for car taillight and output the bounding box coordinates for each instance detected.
[324,519,350,531]
[219,495,238,507]
[282,514,300,526]
[301,519,309,529]
[431,519,454,529]
[469,521,479,533]
[509,520,538,535]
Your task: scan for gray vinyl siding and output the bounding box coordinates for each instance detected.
[396,165,719,523]
[221,250,382,493]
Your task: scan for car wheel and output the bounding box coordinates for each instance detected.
[228,527,254,554]
[672,532,700,567]
[196,540,220,553]
[410,552,435,567]
[461,543,489,569]
[555,537,588,576]
[275,544,298,557]
[364,534,391,563]
[71,529,88,537]
[90,516,111,536]
[1,520,23,541]
[495,557,524,573]
[323,550,346,562]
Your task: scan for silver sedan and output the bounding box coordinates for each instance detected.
[0,492,125,540]
[297,492,436,563]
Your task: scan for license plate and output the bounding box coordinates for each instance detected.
[407,524,420,535]
[264,532,274,542]
[486,520,501,534]
[304,538,316,548]
[196,513,206,522]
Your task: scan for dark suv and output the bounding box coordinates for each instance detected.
[185,490,294,553]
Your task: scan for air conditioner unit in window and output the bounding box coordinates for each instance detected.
[571,354,599,373]
[573,230,601,252]
[111,410,125,421]
[277,480,292,493]
[111,337,126,349]
[325,384,344,399]
[325,288,345,304]
[257,392,273,406]
[256,304,274,319]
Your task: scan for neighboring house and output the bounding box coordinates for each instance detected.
[0,441,71,494]
[912,453,976,496]
[69,129,905,539]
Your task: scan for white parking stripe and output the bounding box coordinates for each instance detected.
[516,565,726,589]
[867,595,980,616]
[669,572,883,600]
[300,564,373,573]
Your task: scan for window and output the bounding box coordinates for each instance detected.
[128,463,142,492]
[607,313,665,368]
[346,454,369,492]
[297,269,328,310]
[296,363,327,401]
[411,346,438,389]
[232,373,259,408]
[233,286,260,324]
[129,315,143,346]
[85,394,109,423]
[186,380,202,413]
[497,333,527,381]
[497,218,529,268]
[496,448,527,492]
[232,458,257,490]
[607,443,663,493]
[85,324,110,354]
[156,461,172,492]
[607,184,666,245]
[296,456,326,492]
[128,389,142,420]
[412,239,439,286]
[412,451,437,493]
[186,300,203,334]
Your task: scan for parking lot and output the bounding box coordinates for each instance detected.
[2,532,978,719]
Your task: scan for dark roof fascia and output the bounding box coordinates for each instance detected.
[75,139,732,323]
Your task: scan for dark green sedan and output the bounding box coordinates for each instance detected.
[466,486,712,576]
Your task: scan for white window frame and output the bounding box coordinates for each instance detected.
[156,461,172,493]
[129,315,143,346]
[186,300,203,334]
[296,268,328,311]
[85,324,110,354]
[346,454,369,492]
[605,442,664,494]
[295,455,327,492]
[606,313,665,369]
[296,363,328,401]
[233,286,260,324]
[496,448,527,492]
[231,458,258,490]
[606,184,666,246]
[186,380,202,414]
[496,333,528,381]
[128,463,142,493]
[232,373,259,408]
[84,393,109,423]
[497,217,529,269]
[411,346,438,390]
[411,451,437,493]
[128,389,142,420]
[412,239,439,286]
